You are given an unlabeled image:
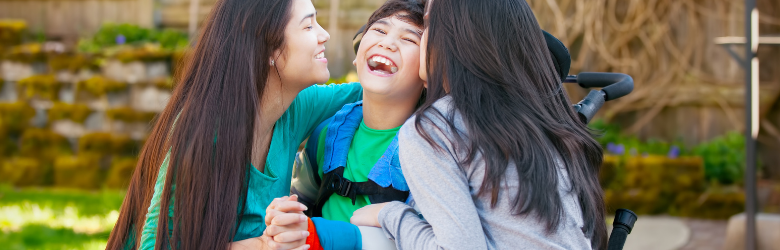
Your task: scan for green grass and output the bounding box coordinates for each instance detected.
[0,224,110,250]
[0,185,125,217]
[0,184,126,250]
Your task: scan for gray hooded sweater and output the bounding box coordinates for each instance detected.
[378,96,593,250]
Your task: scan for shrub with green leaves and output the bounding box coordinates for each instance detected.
[76,76,127,97]
[693,131,745,185]
[0,20,26,47]
[17,75,61,100]
[105,157,137,189]
[0,102,35,134]
[48,102,91,124]
[78,133,113,155]
[77,23,189,54]
[53,154,102,189]
[1,158,44,186]
[48,54,99,73]
[19,128,72,159]
[590,119,744,185]
[4,43,46,63]
[111,136,140,156]
[106,107,156,123]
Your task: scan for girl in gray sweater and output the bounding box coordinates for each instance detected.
[350,0,608,249]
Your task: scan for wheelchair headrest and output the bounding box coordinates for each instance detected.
[352,25,571,83]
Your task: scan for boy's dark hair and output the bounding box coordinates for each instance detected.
[353,0,425,55]
[367,0,425,32]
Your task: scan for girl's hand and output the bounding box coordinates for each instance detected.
[230,236,310,250]
[350,202,390,228]
[262,195,310,250]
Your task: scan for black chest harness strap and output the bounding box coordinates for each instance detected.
[309,167,409,217]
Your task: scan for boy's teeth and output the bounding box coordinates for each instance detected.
[370,56,394,66]
[368,59,378,67]
[391,67,398,73]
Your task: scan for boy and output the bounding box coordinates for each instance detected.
[285,0,427,249]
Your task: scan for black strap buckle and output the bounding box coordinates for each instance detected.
[327,174,353,198]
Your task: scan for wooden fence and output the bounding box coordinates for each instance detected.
[0,0,153,45]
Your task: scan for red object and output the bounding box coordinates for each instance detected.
[306,218,324,250]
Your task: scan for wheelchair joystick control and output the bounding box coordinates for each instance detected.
[607,209,637,250]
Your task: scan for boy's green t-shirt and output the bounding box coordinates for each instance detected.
[315,120,401,222]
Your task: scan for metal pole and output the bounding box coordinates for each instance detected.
[744,0,758,249]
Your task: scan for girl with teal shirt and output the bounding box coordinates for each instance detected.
[105,0,360,249]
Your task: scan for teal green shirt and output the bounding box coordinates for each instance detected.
[138,83,363,249]
[314,120,401,222]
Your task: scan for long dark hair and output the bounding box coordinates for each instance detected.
[417,0,607,248]
[106,0,292,248]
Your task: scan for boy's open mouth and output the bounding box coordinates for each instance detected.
[367,55,398,75]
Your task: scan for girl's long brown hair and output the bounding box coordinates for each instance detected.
[417,0,607,249]
[106,0,293,249]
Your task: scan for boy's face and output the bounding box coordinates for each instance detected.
[354,13,424,101]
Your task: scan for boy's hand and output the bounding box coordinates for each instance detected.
[350,202,390,228]
[262,195,310,250]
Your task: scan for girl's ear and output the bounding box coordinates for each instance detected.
[271,48,283,67]
[353,59,357,67]
[423,81,428,88]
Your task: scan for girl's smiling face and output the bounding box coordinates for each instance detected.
[273,0,331,89]
[355,13,424,101]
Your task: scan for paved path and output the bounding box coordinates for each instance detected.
[678,219,728,250]
[616,216,689,250]
[612,216,728,250]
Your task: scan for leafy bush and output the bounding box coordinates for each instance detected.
[78,133,113,155]
[106,107,156,123]
[53,154,102,189]
[589,119,686,157]
[48,54,99,72]
[111,136,140,156]
[19,128,72,159]
[105,157,137,189]
[17,75,61,100]
[0,19,26,47]
[0,124,16,156]
[1,158,44,186]
[602,155,707,215]
[675,185,745,219]
[76,76,127,97]
[693,131,745,185]
[48,102,91,124]
[4,43,45,62]
[77,23,189,54]
[0,102,35,134]
[590,119,745,185]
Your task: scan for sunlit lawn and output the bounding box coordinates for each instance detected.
[0,185,125,250]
